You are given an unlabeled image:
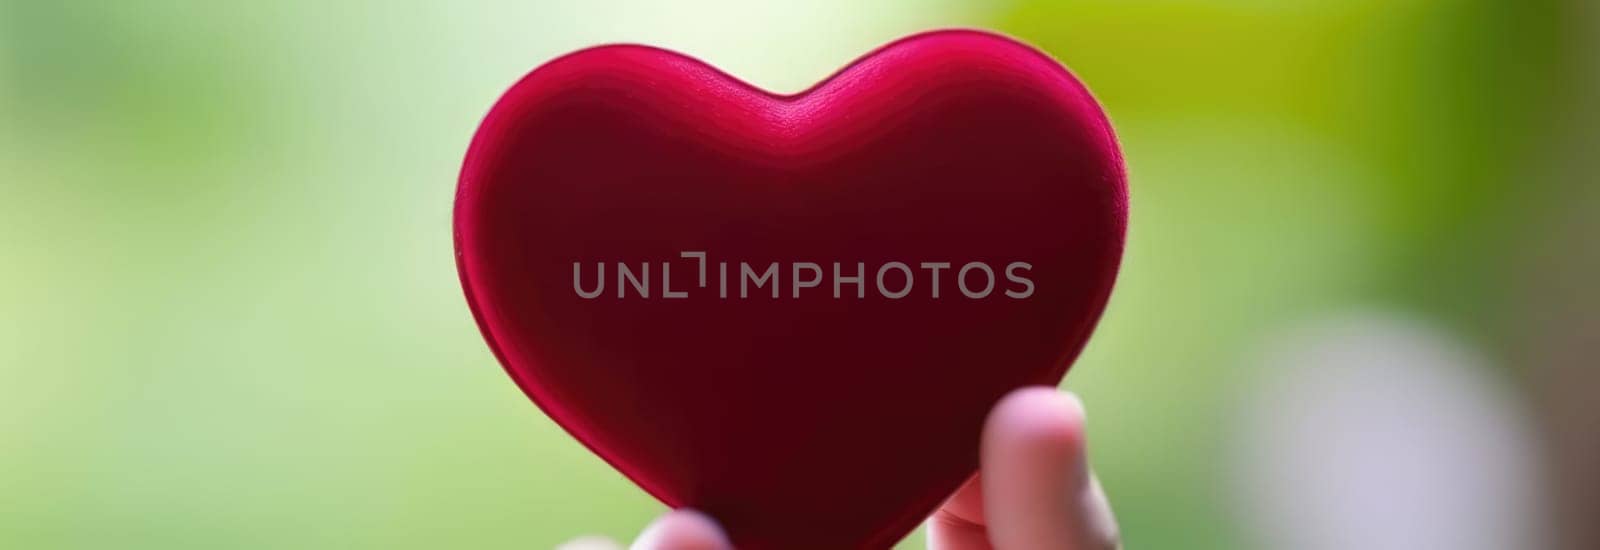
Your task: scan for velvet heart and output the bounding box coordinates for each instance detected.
[455,29,1126,549]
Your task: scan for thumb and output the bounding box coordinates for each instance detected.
[629,509,732,550]
[980,387,1119,549]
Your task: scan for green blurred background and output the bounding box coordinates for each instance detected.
[4,1,1595,548]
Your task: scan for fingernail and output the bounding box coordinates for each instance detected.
[1066,391,1086,421]
[631,509,731,550]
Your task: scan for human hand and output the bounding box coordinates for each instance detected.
[558,387,1119,550]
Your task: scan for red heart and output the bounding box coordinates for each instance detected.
[455,30,1126,549]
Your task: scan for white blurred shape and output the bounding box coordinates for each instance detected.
[1233,313,1544,550]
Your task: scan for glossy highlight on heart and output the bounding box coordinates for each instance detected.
[455,29,1127,549]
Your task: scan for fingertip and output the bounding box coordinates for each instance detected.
[985,387,1088,464]
[991,387,1086,427]
[982,387,1117,549]
[630,509,731,550]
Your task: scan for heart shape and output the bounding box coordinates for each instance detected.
[455,30,1126,549]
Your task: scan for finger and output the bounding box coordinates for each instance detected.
[629,509,732,550]
[556,536,623,550]
[928,475,993,549]
[980,388,1119,550]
